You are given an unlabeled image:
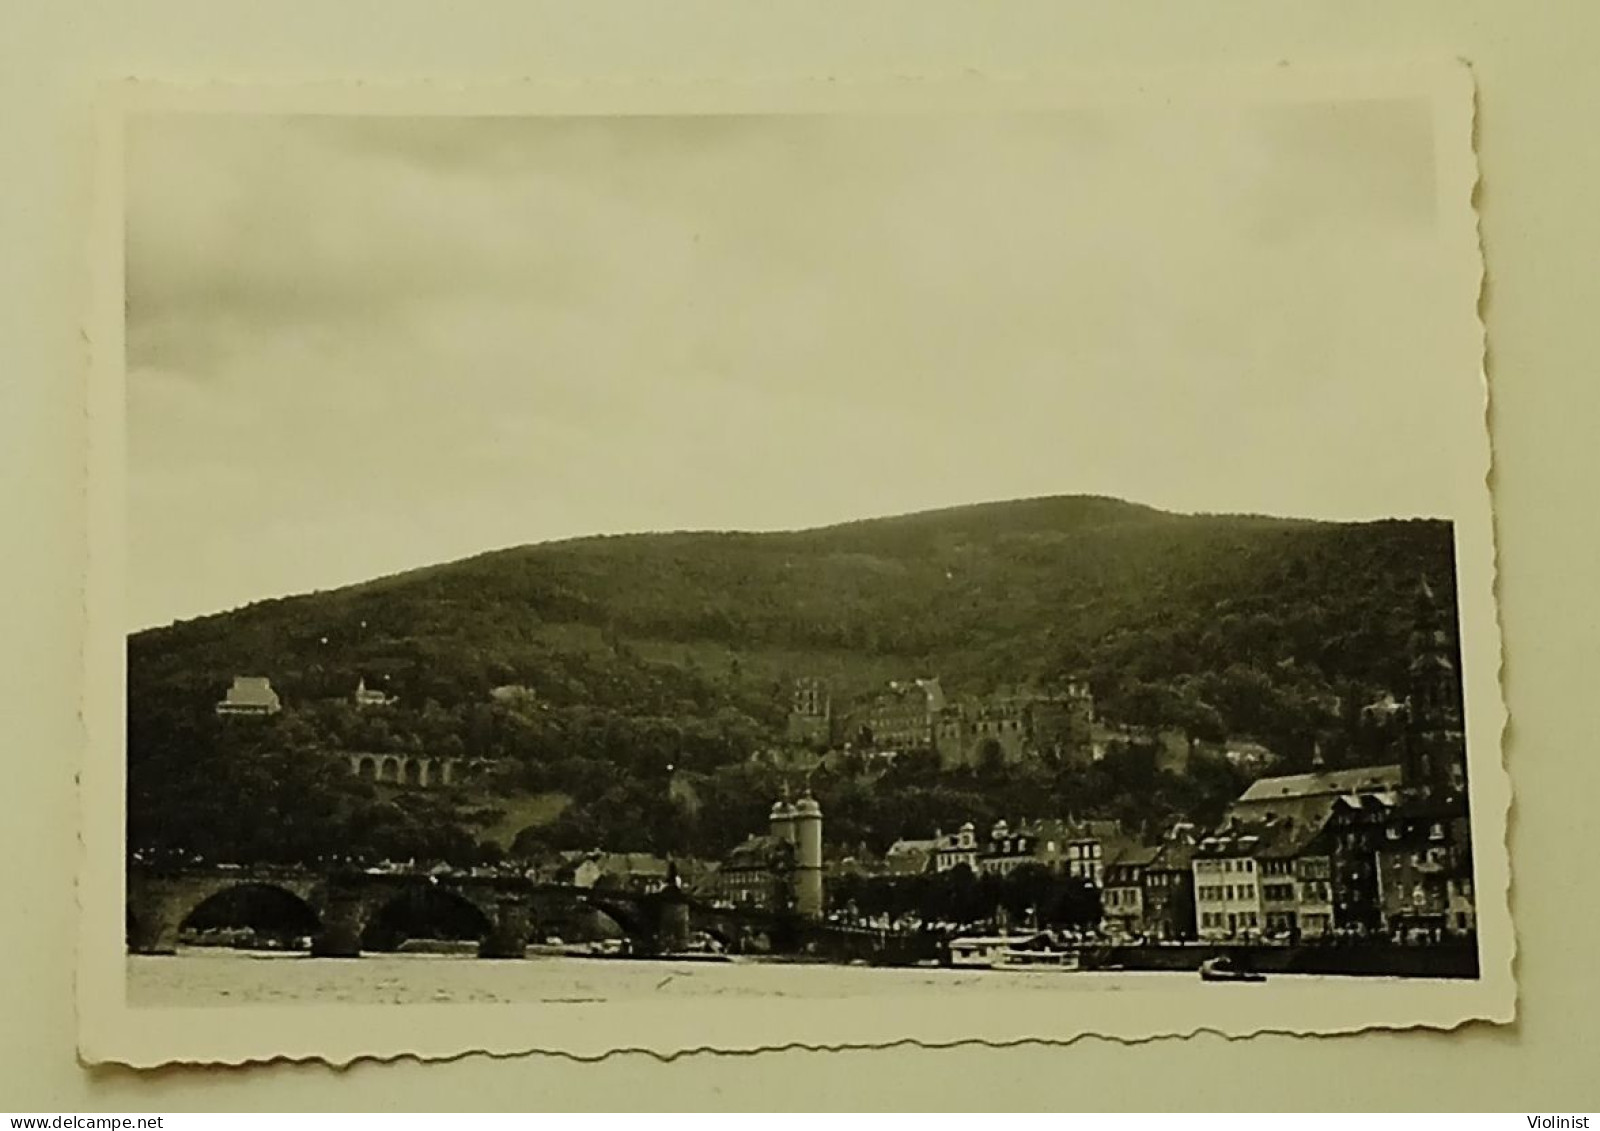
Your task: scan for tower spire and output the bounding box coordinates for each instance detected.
[1402,570,1467,802]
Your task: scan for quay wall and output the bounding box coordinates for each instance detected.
[1081,941,1480,979]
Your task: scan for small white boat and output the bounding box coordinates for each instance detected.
[949,933,1081,971]
[1199,955,1267,983]
[998,945,1081,970]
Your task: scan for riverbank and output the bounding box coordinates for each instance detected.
[1083,941,1479,979]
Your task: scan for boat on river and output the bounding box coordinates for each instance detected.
[1199,955,1267,983]
[949,933,1081,971]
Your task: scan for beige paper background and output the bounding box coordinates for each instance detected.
[2,0,1596,1111]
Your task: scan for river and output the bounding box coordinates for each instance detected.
[128,947,1250,1007]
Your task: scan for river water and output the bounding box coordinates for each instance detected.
[128,947,1239,1007]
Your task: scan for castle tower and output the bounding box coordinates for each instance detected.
[792,793,824,920]
[785,677,833,747]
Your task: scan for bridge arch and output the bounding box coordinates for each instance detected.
[127,875,322,955]
[580,893,663,947]
[360,883,496,951]
[179,882,322,949]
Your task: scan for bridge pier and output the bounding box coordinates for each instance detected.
[478,895,530,959]
[126,906,181,955]
[655,897,691,954]
[310,889,367,958]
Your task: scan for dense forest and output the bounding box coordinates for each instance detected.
[127,495,1462,868]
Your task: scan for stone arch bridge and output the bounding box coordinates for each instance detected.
[344,753,497,789]
[125,864,793,959]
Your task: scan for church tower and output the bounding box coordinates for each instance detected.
[1402,575,1468,806]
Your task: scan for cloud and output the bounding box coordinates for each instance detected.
[125,102,1457,628]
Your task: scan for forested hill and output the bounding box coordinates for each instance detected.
[127,496,1462,865]
[132,495,1458,745]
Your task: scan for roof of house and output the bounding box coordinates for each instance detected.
[558,851,671,882]
[1235,765,1403,806]
[886,838,939,857]
[1331,790,1402,816]
[1253,815,1333,860]
[1077,818,1127,841]
[1148,837,1197,872]
[601,852,670,876]
[1197,811,1334,862]
[723,835,796,871]
[1194,820,1273,859]
[1104,843,1161,872]
[220,676,279,707]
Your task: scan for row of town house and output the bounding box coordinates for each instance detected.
[1191,759,1474,943]
[884,816,1131,886]
[872,756,1474,944]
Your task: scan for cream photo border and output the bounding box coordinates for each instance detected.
[78,60,1511,1067]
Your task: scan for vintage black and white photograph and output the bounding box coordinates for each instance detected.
[81,68,1509,1064]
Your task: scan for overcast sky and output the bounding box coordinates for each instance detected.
[127,100,1466,629]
